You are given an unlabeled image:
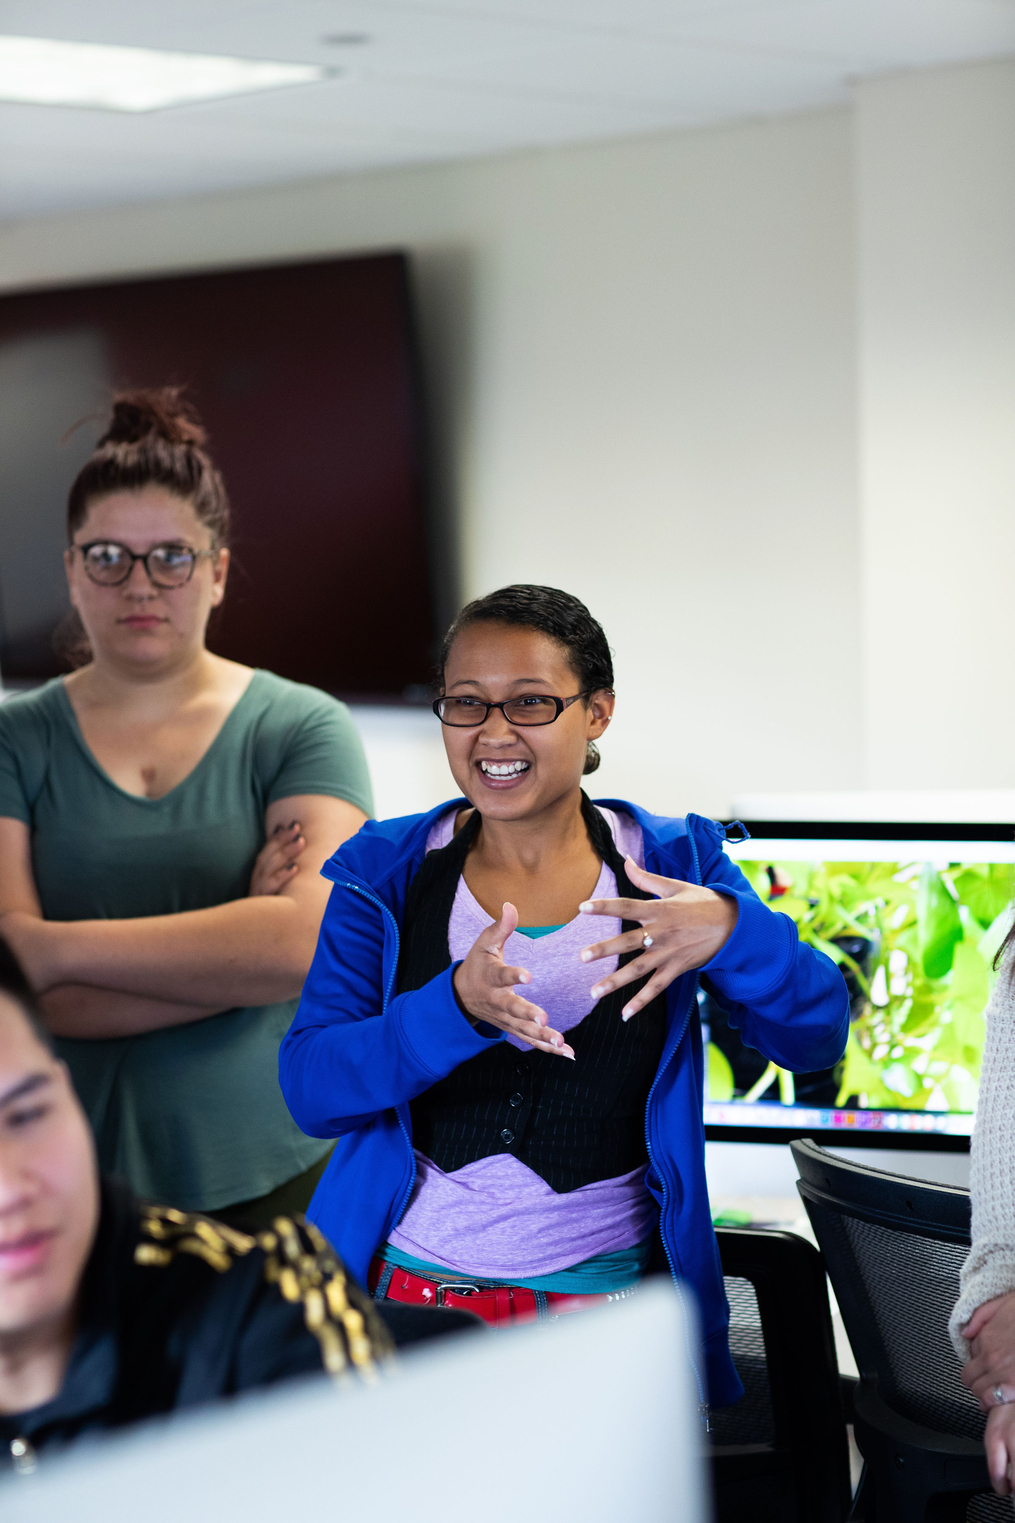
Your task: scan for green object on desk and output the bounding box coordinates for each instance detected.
[711,1207,753,1227]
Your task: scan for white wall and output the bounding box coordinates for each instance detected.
[856,58,1015,791]
[0,110,859,819]
[5,63,1012,816]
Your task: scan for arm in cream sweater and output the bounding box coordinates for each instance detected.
[949,967,1015,1358]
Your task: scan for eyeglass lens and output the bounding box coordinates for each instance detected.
[82,543,196,588]
[439,696,560,726]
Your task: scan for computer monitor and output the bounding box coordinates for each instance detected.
[0,1281,707,1523]
[703,820,1015,1152]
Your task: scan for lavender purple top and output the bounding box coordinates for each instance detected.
[387,805,660,1280]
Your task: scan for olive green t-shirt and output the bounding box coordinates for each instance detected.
[0,670,373,1211]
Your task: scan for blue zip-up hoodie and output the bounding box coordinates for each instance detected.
[279,798,849,1408]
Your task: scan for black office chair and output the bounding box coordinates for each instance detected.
[792,1139,1009,1523]
[710,1226,852,1523]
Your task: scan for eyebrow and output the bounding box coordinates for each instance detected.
[0,1073,52,1110]
[74,538,196,551]
[447,677,554,690]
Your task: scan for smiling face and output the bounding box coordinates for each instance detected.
[64,485,228,675]
[440,621,615,822]
[0,997,99,1345]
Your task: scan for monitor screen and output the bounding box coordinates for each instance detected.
[703,821,1015,1150]
[0,252,435,697]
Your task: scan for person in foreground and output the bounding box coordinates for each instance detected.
[0,936,480,1476]
[280,585,850,1410]
[950,927,1015,1495]
[0,389,373,1225]
[0,936,390,1477]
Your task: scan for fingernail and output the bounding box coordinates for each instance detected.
[562,1049,576,1061]
[579,950,591,963]
[578,902,593,913]
[622,1009,633,1022]
[590,986,603,999]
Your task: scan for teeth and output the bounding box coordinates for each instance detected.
[480,760,530,777]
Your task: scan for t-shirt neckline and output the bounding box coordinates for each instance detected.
[55,667,262,808]
[455,856,613,941]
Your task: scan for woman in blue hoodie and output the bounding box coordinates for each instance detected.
[280,585,848,1410]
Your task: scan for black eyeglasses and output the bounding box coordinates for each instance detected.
[74,540,217,589]
[433,692,591,728]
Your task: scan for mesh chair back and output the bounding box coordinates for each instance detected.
[967,1493,1015,1522]
[710,1227,850,1523]
[792,1140,983,1442]
[711,1273,776,1446]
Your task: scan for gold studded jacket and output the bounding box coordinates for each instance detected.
[0,1177,393,1474]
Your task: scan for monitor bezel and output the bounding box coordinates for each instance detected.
[703,1122,970,1152]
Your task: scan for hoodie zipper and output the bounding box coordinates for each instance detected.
[336,881,417,1228]
[644,994,709,1430]
[342,824,708,1424]
[642,818,709,1429]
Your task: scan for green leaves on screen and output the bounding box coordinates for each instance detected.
[917,863,963,979]
[718,856,1012,1115]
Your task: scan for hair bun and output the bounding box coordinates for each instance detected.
[98,387,208,450]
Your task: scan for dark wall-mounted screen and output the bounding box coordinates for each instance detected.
[0,252,434,696]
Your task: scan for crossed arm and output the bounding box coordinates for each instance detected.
[0,794,366,1039]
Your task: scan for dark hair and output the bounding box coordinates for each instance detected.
[67,387,229,546]
[0,935,55,1055]
[56,388,230,668]
[437,585,614,775]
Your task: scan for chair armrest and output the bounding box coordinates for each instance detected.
[853,1381,985,1458]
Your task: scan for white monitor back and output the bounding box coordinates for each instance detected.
[1,1279,707,1523]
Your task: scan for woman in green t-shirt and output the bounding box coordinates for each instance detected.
[0,389,373,1222]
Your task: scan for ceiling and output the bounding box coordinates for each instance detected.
[2,0,1014,223]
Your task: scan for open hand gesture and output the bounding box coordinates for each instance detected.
[579,858,738,1021]
[453,902,575,1059]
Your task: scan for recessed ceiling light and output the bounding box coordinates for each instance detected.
[0,34,332,113]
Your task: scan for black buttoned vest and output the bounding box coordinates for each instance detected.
[398,795,668,1193]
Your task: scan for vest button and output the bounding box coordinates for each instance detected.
[509,1092,524,1107]
[516,1064,528,1076]
[499,1128,515,1144]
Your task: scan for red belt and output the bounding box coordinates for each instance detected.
[368,1256,630,1328]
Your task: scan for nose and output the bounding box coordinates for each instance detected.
[0,1152,37,1220]
[121,555,157,596]
[478,707,521,746]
